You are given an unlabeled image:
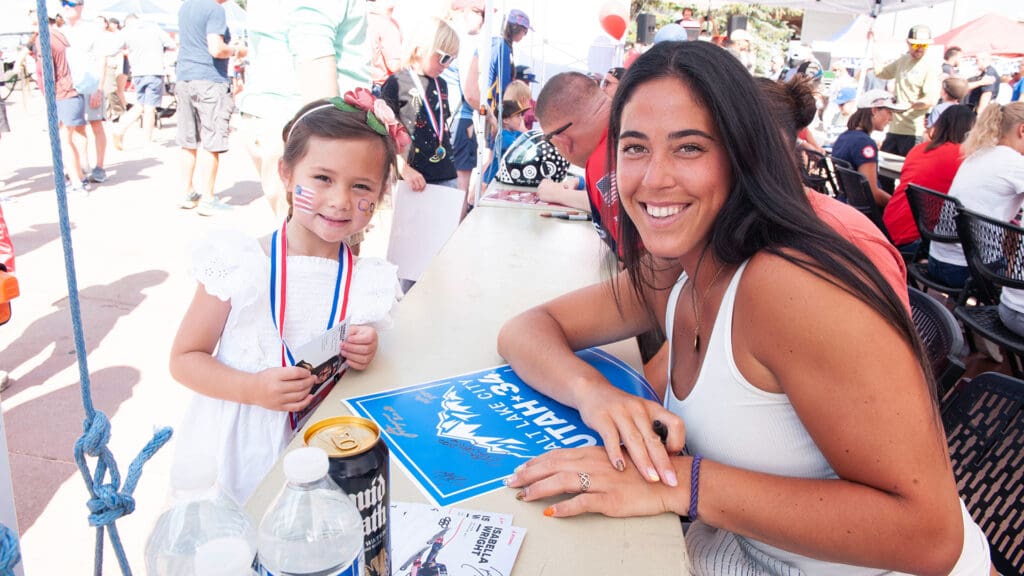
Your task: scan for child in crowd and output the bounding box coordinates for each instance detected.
[169,92,407,504]
[504,78,535,130]
[382,18,461,192]
[927,77,968,135]
[483,99,529,184]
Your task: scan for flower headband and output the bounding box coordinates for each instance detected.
[287,88,412,154]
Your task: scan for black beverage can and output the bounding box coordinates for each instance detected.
[305,416,390,576]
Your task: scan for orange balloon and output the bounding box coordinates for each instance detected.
[598,1,629,40]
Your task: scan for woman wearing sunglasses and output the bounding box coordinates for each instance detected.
[381,18,460,193]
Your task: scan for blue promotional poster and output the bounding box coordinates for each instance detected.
[344,348,658,506]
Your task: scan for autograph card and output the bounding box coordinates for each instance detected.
[391,502,524,576]
[288,319,350,430]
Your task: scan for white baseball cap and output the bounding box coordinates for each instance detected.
[855,89,910,111]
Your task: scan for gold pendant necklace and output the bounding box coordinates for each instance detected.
[690,256,726,353]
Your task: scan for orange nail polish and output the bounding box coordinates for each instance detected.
[543,506,555,517]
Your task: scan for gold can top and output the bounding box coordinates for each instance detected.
[304,416,381,457]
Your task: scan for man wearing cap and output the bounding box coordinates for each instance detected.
[871,25,940,156]
[826,86,858,144]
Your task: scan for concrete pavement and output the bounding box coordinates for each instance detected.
[0,87,391,573]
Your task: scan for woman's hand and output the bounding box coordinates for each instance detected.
[250,366,316,411]
[342,324,378,370]
[401,165,426,191]
[575,386,686,487]
[505,446,688,518]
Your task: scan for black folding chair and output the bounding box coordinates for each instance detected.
[909,287,966,401]
[941,371,1024,574]
[905,185,974,304]
[954,208,1024,377]
[833,165,891,241]
[803,149,841,198]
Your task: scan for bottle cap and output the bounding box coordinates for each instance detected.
[283,447,329,485]
[194,537,255,576]
[170,451,218,491]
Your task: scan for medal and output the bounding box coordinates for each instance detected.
[430,145,447,163]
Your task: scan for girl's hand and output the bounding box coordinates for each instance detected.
[505,446,688,518]
[401,165,426,191]
[342,325,378,370]
[575,387,686,487]
[251,366,317,412]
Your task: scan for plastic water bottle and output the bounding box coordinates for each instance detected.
[145,453,257,576]
[257,447,364,576]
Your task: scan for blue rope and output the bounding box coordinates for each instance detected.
[34,2,173,574]
[0,523,20,576]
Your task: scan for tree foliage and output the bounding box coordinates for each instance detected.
[628,1,802,75]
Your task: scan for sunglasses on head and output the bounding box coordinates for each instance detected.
[61,0,80,7]
[436,50,456,66]
[543,122,572,142]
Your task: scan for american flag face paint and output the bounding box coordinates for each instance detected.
[293,184,317,214]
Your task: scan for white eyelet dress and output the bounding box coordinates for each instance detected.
[174,229,402,504]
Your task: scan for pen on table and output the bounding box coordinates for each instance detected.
[539,211,592,221]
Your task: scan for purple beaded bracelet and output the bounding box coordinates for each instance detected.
[689,455,703,520]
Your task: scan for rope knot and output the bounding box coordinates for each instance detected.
[0,523,21,573]
[80,411,111,457]
[87,484,135,527]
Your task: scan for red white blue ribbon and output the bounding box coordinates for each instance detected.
[408,70,444,148]
[269,220,354,367]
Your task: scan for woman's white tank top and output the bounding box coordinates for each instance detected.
[662,261,990,575]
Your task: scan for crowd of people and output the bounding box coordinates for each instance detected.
[4,0,1023,570]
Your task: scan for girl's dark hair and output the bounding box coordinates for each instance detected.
[846,107,875,132]
[281,98,397,188]
[608,41,927,394]
[280,99,398,219]
[926,104,975,152]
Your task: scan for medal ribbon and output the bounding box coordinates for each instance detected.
[409,70,444,145]
[269,220,353,367]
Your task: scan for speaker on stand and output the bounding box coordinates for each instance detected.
[726,14,748,37]
[636,13,656,45]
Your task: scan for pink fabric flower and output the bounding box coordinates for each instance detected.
[390,124,413,154]
[372,99,397,126]
[344,87,376,112]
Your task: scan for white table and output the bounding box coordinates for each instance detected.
[878,151,904,182]
[246,206,689,575]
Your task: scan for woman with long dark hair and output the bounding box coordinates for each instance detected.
[498,41,990,574]
[883,105,976,252]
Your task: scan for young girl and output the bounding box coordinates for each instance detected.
[169,91,407,504]
[381,18,460,192]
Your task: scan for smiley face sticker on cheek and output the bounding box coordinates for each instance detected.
[358,198,377,214]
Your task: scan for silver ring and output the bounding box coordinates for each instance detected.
[578,471,591,493]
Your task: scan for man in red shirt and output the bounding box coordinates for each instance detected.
[534,72,619,254]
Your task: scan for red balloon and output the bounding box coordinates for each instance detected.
[599,1,629,40]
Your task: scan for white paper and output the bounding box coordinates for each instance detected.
[386,182,464,282]
[391,502,526,576]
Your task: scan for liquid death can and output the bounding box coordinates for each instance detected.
[305,416,390,576]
